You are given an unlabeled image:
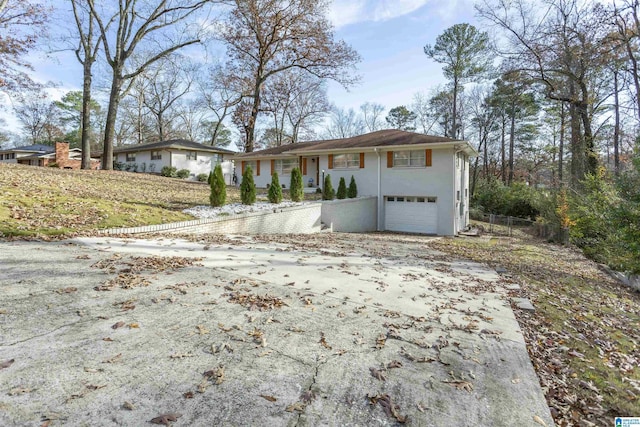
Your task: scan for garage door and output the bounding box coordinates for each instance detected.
[384,196,438,234]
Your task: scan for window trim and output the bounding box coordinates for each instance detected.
[150,150,162,161]
[125,152,136,162]
[332,153,360,169]
[274,158,298,175]
[392,150,426,167]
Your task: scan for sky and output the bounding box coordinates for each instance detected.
[1,0,478,145]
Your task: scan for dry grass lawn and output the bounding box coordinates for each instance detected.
[0,164,238,236]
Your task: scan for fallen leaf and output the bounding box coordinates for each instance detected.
[285,402,305,412]
[9,387,34,395]
[533,415,547,426]
[128,323,139,329]
[370,367,387,381]
[259,394,277,402]
[183,391,194,399]
[103,353,122,364]
[387,360,403,369]
[1,359,15,370]
[102,337,114,342]
[122,401,135,410]
[150,413,182,425]
[367,393,407,423]
[319,333,332,350]
[111,321,125,329]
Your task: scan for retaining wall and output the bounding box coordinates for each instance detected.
[321,196,377,233]
[100,203,322,235]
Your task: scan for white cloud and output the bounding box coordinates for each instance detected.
[329,0,430,28]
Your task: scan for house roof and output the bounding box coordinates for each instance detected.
[112,139,236,155]
[232,140,320,158]
[0,144,54,154]
[233,130,476,159]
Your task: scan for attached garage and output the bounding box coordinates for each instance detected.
[384,196,438,234]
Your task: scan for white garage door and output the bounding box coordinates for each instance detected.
[384,196,438,234]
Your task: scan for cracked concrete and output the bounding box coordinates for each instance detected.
[0,235,553,426]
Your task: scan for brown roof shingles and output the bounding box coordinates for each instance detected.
[233,130,463,158]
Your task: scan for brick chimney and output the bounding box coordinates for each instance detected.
[55,142,69,166]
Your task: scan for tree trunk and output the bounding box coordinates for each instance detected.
[559,102,564,186]
[569,98,583,186]
[246,73,264,153]
[500,115,506,184]
[508,104,515,185]
[81,60,93,170]
[613,70,620,175]
[451,76,458,139]
[102,69,123,170]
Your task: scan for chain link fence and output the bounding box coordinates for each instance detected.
[472,213,569,243]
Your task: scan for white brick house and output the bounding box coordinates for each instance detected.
[233,130,476,236]
[111,140,236,183]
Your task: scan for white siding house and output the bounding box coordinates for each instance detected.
[111,140,236,183]
[233,130,476,236]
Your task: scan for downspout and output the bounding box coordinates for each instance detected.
[453,147,465,233]
[375,148,382,231]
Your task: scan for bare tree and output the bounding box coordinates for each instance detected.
[477,0,608,183]
[262,69,330,145]
[197,65,243,145]
[87,0,211,169]
[13,90,60,145]
[140,55,196,141]
[360,102,386,132]
[71,0,103,169]
[0,0,47,94]
[412,91,439,134]
[221,0,360,152]
[324,106,364,139]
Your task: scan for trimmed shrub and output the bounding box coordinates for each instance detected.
[268,172,283,204]
[347,175,358,198]
[176,169,190,179]
[161,166,177,177]
[290,167,304,202]
[323,174,335,200]
[209,164,226,207]
[336,177,347,199]
[240,165,256,205]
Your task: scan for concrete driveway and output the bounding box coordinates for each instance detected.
[0,234,553,426]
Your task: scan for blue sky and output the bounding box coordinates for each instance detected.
[2,0,478,140]
[326,0,477,110]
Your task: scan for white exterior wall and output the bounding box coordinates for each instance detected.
[171,151,218,178]
[116,150,233,182]
[453,152,470,232]
[321,197,377,232]
[318,152,379,196]
[380,148,456,236]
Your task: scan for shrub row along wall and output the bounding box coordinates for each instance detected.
[100,197,378,236]
[321,196,377,233]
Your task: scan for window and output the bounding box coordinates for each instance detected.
[393,150,425,167]
[333,153,360,168]
[427,197,437,203]
[186,151,197,160]
[275,159,297,175]
[212,154,223,164]
[126,153,136,162]
[5,153,15,160]
[0,154,4,160]
[151,150,162,160]
[242,160,260,175]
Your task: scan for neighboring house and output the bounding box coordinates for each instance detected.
[233,129,477,236]
[0,142,100,169]
[111,140,236,183]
